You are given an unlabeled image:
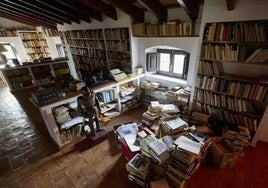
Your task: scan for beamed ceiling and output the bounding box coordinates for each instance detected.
[0,0,236,28]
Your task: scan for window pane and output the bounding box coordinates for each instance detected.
[159,53,170,72]
[173,54,185,74]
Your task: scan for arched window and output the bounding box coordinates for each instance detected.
[146,47,190,80]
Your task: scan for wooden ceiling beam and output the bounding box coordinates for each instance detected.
[78,0,117,20]
[0,7,56,27]
[56,0,102,22]
[22,0,80,24]
[0,1,63,25]
[226,0,236,11]
[107,0,144,23]
[177,0,199,21]
[36,0,91,23]
[137,0,167,22]
[5,0,69,24]
[0,13,39,27]
[0,11,53,27]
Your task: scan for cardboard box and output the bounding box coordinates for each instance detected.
[209,137,241,168]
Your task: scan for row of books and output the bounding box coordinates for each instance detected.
[132,21,194,37]
[96,88,117,104]
[19,32,39,40]
[105,28,129,40]
[73,55,106,69]
[199,103,259,132]
[65,29,103,39]
[196,75,268,102]
[245,48,268,63]
[68,39,105,49]
[198,61,220,75]
[43,28,59,37]
[203,22,267,42]
[201,43,239,61]
[106,41,130,51]
[22,40,46,47]
[195,90,256,113]
[0,29,17,37]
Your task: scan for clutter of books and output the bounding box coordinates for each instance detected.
[223,126,251,152]
[114,115,212,187]
[141,101,181,135]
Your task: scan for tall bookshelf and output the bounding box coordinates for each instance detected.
[194,20,268,137]
[60,27,131,81]
[18,31,50,61]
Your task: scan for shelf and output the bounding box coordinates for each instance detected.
[195,20,268,134]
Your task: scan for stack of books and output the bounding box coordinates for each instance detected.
[166,133,211,184]
[69,80,85,91]
[126,153,151,187]
[223,126,251,152]
[148,138,171,164]
[53,105,71,125]
[161,116,188,135]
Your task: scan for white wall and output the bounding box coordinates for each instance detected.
[136,37,199,87]
[0,17,34,29]
[202,0,268,146]
[0,37,28,63]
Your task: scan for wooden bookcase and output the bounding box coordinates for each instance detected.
[60,27,131,81]
[194,20,268,137]
[18,30,50,61]
[0,59,71,91]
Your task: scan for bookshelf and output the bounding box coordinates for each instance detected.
[105,28,131,73]
[18,30,51,61]
[132,21,198,37]
[194,20,268,137]
[60,27,131,81]
[0,59,71,91]
[32,73,144,148]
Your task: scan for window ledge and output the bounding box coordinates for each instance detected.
[145,73,187,86]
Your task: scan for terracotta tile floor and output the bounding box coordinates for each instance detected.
[0,79,146,188]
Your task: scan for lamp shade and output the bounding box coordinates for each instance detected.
[0,44,7,52]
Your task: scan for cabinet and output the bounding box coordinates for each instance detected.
[18,30,50,61]
[194,20,268,137]
[31,73,144,149]
[60,27,131,81]
[0,59,71,91]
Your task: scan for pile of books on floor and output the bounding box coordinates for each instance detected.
[126,153,151,187]
[166,132,211,186]
[141,101,181,135]
[223,126,251,152]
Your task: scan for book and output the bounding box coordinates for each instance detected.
[174,135,202,155]
[245,48,262,62]
[163,117,188,130]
